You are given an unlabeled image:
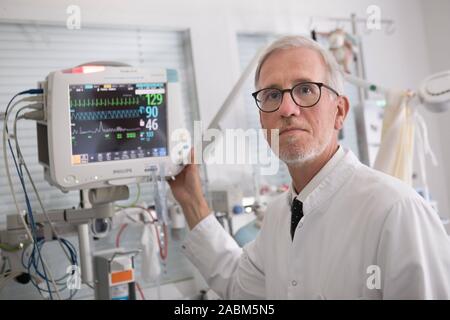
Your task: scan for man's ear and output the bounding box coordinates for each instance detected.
[335,95,350,130]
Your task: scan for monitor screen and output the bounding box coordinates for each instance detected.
[69,82,167,165]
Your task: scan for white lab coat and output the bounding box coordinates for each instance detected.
[182,148,450,299]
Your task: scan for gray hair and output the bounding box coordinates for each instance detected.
[254,35,344,95]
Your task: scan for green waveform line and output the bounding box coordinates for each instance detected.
[70,96,143,108]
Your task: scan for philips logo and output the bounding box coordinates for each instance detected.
[113,168,132,174]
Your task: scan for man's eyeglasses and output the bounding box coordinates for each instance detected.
[252,82,340,113]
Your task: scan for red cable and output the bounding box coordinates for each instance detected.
[133,206,156,223]
[116,209,166,300]
[130,207,167,260]
[154,222,168,261]
[136,282,146,300]
[161,223,168,260]
[129,206,167,259]
[115,223,128,248]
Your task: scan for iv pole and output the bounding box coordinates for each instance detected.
[350,13,371,166]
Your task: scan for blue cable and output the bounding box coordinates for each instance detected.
[7,137,52,298]
[3,89,43,127]
[5,89,52,299]
[36,239,77,275]
[22,238,78,298]
[8,137,52,297]
[6,88,79,299]
[31,239,78,280]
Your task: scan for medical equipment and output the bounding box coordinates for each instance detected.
[210,189,243,216]
[168,203,186,240]
[93,248,139,300]
[346,70,450,113]
[37,64,191,192]
[210,189,244,235]
[419,70,450,113]
[1,63,189,299]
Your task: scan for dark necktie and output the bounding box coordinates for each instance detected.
[291,198,303,240]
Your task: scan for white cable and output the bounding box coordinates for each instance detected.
[152,165,169,224]
[0,271,23,291]
[2,97,61,299]
[12,106,64,300]
[13,106,72,263]
[2,97,34,240]
[29,242,62,300]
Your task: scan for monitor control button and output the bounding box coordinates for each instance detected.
[64,175,76,184]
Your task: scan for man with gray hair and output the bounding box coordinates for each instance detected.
[168,35,450,299]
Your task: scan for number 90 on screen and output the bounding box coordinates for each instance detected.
[139,106,159,118]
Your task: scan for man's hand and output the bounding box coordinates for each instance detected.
[168,150,210,229]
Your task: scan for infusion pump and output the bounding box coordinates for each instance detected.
[37,64,191,192]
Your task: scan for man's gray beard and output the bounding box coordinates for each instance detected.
[278,131,333,167]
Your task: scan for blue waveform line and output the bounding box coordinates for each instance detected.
[72,121,142,135]
[71,109,142,121]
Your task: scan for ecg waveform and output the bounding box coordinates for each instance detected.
[71,109,142,121]
[72,121,141,135]
[70,97,142,108]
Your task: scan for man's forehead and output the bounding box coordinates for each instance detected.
[258,47,327,87]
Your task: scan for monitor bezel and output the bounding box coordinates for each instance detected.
[45,67,185,191]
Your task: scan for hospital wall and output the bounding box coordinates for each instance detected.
[1,0,449,223]
[421,0,450,231]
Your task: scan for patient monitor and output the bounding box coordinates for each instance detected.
[37,64,191,191]
[0,64,191,298]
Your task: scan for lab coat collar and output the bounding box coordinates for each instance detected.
[294,146,346,203]
[288,147,360,215]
